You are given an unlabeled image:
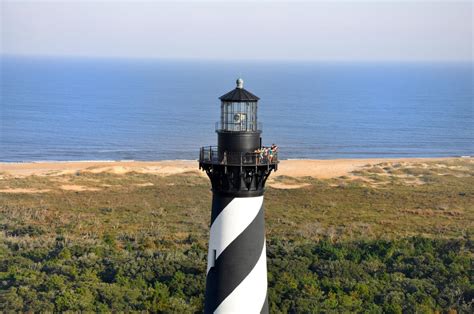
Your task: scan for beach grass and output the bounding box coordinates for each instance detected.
[1,159,472,245]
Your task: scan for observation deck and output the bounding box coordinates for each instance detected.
[199,146,279,169]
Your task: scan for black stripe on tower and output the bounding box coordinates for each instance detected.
[209,194,234,225]
[204,196,268,314]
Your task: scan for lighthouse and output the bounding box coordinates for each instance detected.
[199,78,278,313]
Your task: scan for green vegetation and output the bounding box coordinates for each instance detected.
[1,236,472,312]
[1,159,473,312]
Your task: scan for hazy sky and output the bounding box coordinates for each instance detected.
[1,0,472,61]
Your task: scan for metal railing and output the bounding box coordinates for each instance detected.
[215,122,263,132]
[199,146,278,166]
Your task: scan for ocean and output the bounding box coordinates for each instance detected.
[0,56,472,162]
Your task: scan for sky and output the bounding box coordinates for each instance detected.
[0,0,472,61]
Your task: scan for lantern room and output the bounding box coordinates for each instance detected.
[199,78,279,170]
[218,78,260,132]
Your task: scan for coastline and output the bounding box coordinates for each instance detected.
[0,157,467,179]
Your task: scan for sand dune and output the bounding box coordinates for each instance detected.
[0,157,457,179]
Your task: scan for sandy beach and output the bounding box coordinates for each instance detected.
[0,157,459,179]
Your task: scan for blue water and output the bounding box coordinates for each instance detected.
[1,56,472,161]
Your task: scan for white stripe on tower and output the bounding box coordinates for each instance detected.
[207,196,264,274]
[205,195,268,313]
[214,242,267,314]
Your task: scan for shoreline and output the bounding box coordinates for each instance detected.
[1,155,470,164]
[0,154,470,164]
[1,157,468,179]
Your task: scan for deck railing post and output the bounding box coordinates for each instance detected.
[240,153,243,172]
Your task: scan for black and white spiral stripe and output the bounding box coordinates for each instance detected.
[204,195,268,314]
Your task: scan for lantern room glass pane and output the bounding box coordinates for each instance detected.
[221,101,257,131]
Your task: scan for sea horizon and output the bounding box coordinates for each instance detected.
[1,55,473,162]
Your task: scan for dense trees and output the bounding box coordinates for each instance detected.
[1,236,472,312]
[266,237,473,313]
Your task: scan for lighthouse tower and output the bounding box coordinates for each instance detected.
[199,79,278,314]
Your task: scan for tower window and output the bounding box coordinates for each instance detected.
[211,249,217,267]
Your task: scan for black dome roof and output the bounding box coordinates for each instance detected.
[219,88,260,102]
[219,79,259,102]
